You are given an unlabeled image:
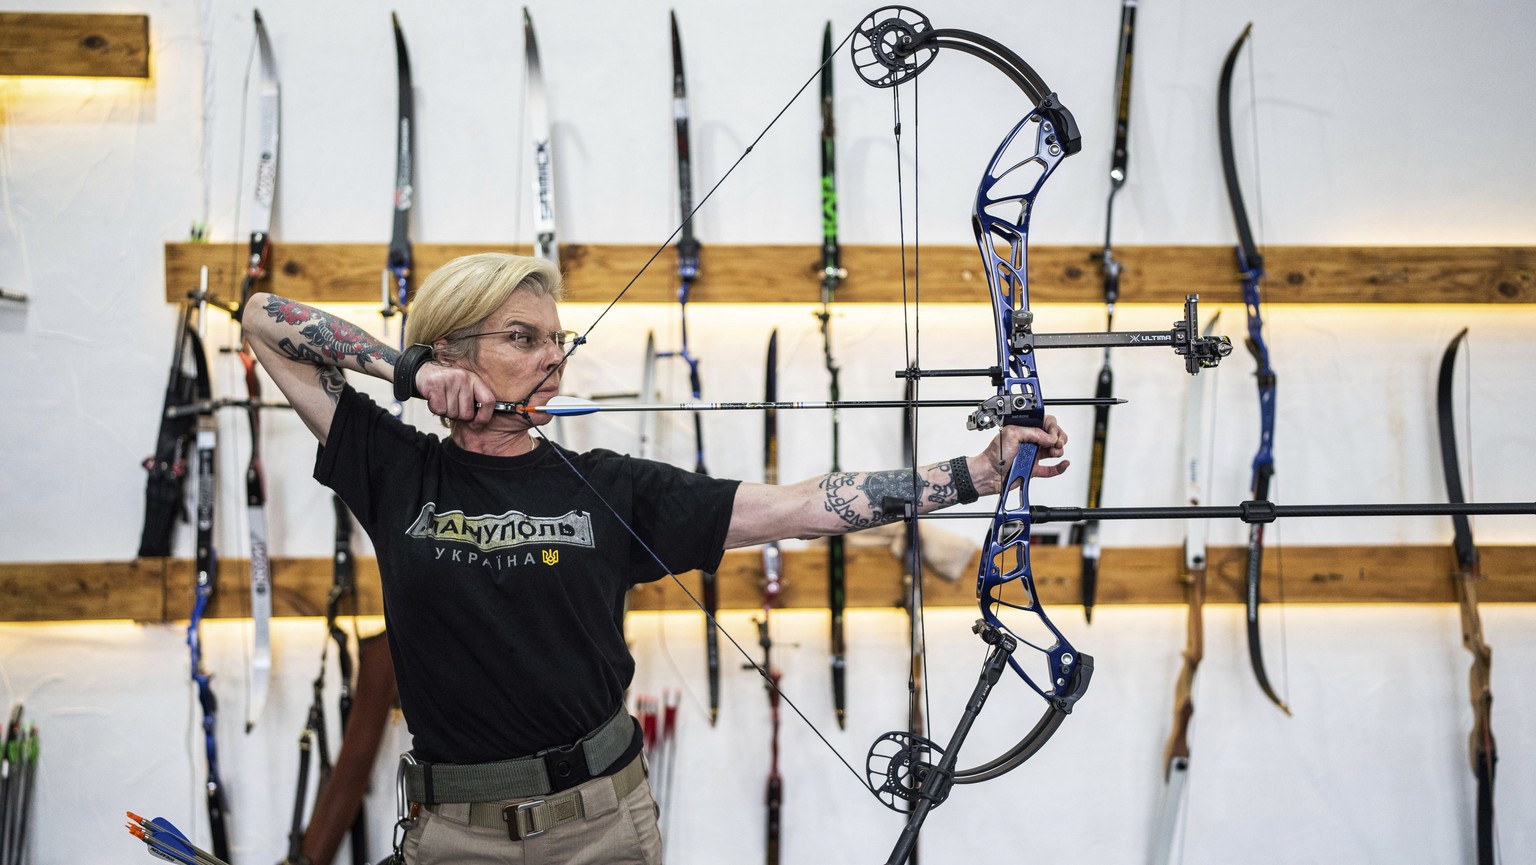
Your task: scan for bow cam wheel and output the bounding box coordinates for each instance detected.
[865,730,942,811]
[852,6,937,88]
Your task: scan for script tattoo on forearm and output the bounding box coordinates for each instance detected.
[820,469,933,529]
[928,461,960,506]
[263,296,400,370]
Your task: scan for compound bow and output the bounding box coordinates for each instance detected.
[490,9,1227,861]
[420,9,1532,861]
[844,11,1229,862]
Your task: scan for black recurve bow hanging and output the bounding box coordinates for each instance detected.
[758,330,784,865]
[1219,23,1289,715]
[817,20,849,731]
[186,290,231,863]
[1074,0,1137,624]
[139,308,206,557]
[1437,329,1498,865]
[664,10,720,726]
[382,11,415,415]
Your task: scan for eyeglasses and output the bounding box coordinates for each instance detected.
[461,326,581,352]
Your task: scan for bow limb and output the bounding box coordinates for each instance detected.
[1436,329,1497,865]
[382,12,415,415]
[1219,23,1289,715]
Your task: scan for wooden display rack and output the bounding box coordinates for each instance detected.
[2,544,1532,622]
[0,13,149,78]
[165,243,1536,306]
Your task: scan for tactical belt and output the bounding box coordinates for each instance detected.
[405,707,634,804]
[422,754,645,841]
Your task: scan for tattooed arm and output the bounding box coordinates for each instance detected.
[242,292,400,443]
[725,418,1069,548]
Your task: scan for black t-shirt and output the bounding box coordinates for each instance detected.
[316,385,739,765]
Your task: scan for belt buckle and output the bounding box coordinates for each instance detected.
[539,740,592,792]
[503,800,549,841]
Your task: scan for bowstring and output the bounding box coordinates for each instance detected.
[892,73,936,749]
[528,427,876,797]
[518,26,861,405]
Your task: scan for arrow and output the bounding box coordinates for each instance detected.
[504,394,1125,416]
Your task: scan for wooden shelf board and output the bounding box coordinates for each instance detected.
[165,243,1536,308]
[0,13,149,78]
[4,545,1532,623]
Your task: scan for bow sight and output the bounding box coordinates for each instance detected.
[962,296,1234,431]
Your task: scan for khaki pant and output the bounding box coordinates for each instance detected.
[403,764,662,865]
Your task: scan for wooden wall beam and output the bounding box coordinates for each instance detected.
[165,243,1536,307]
[0,13,149,78]
[4,545,1532,622]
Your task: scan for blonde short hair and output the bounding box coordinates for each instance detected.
[404,253,564,364]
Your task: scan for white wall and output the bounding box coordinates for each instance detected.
[0,0,1532,863]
